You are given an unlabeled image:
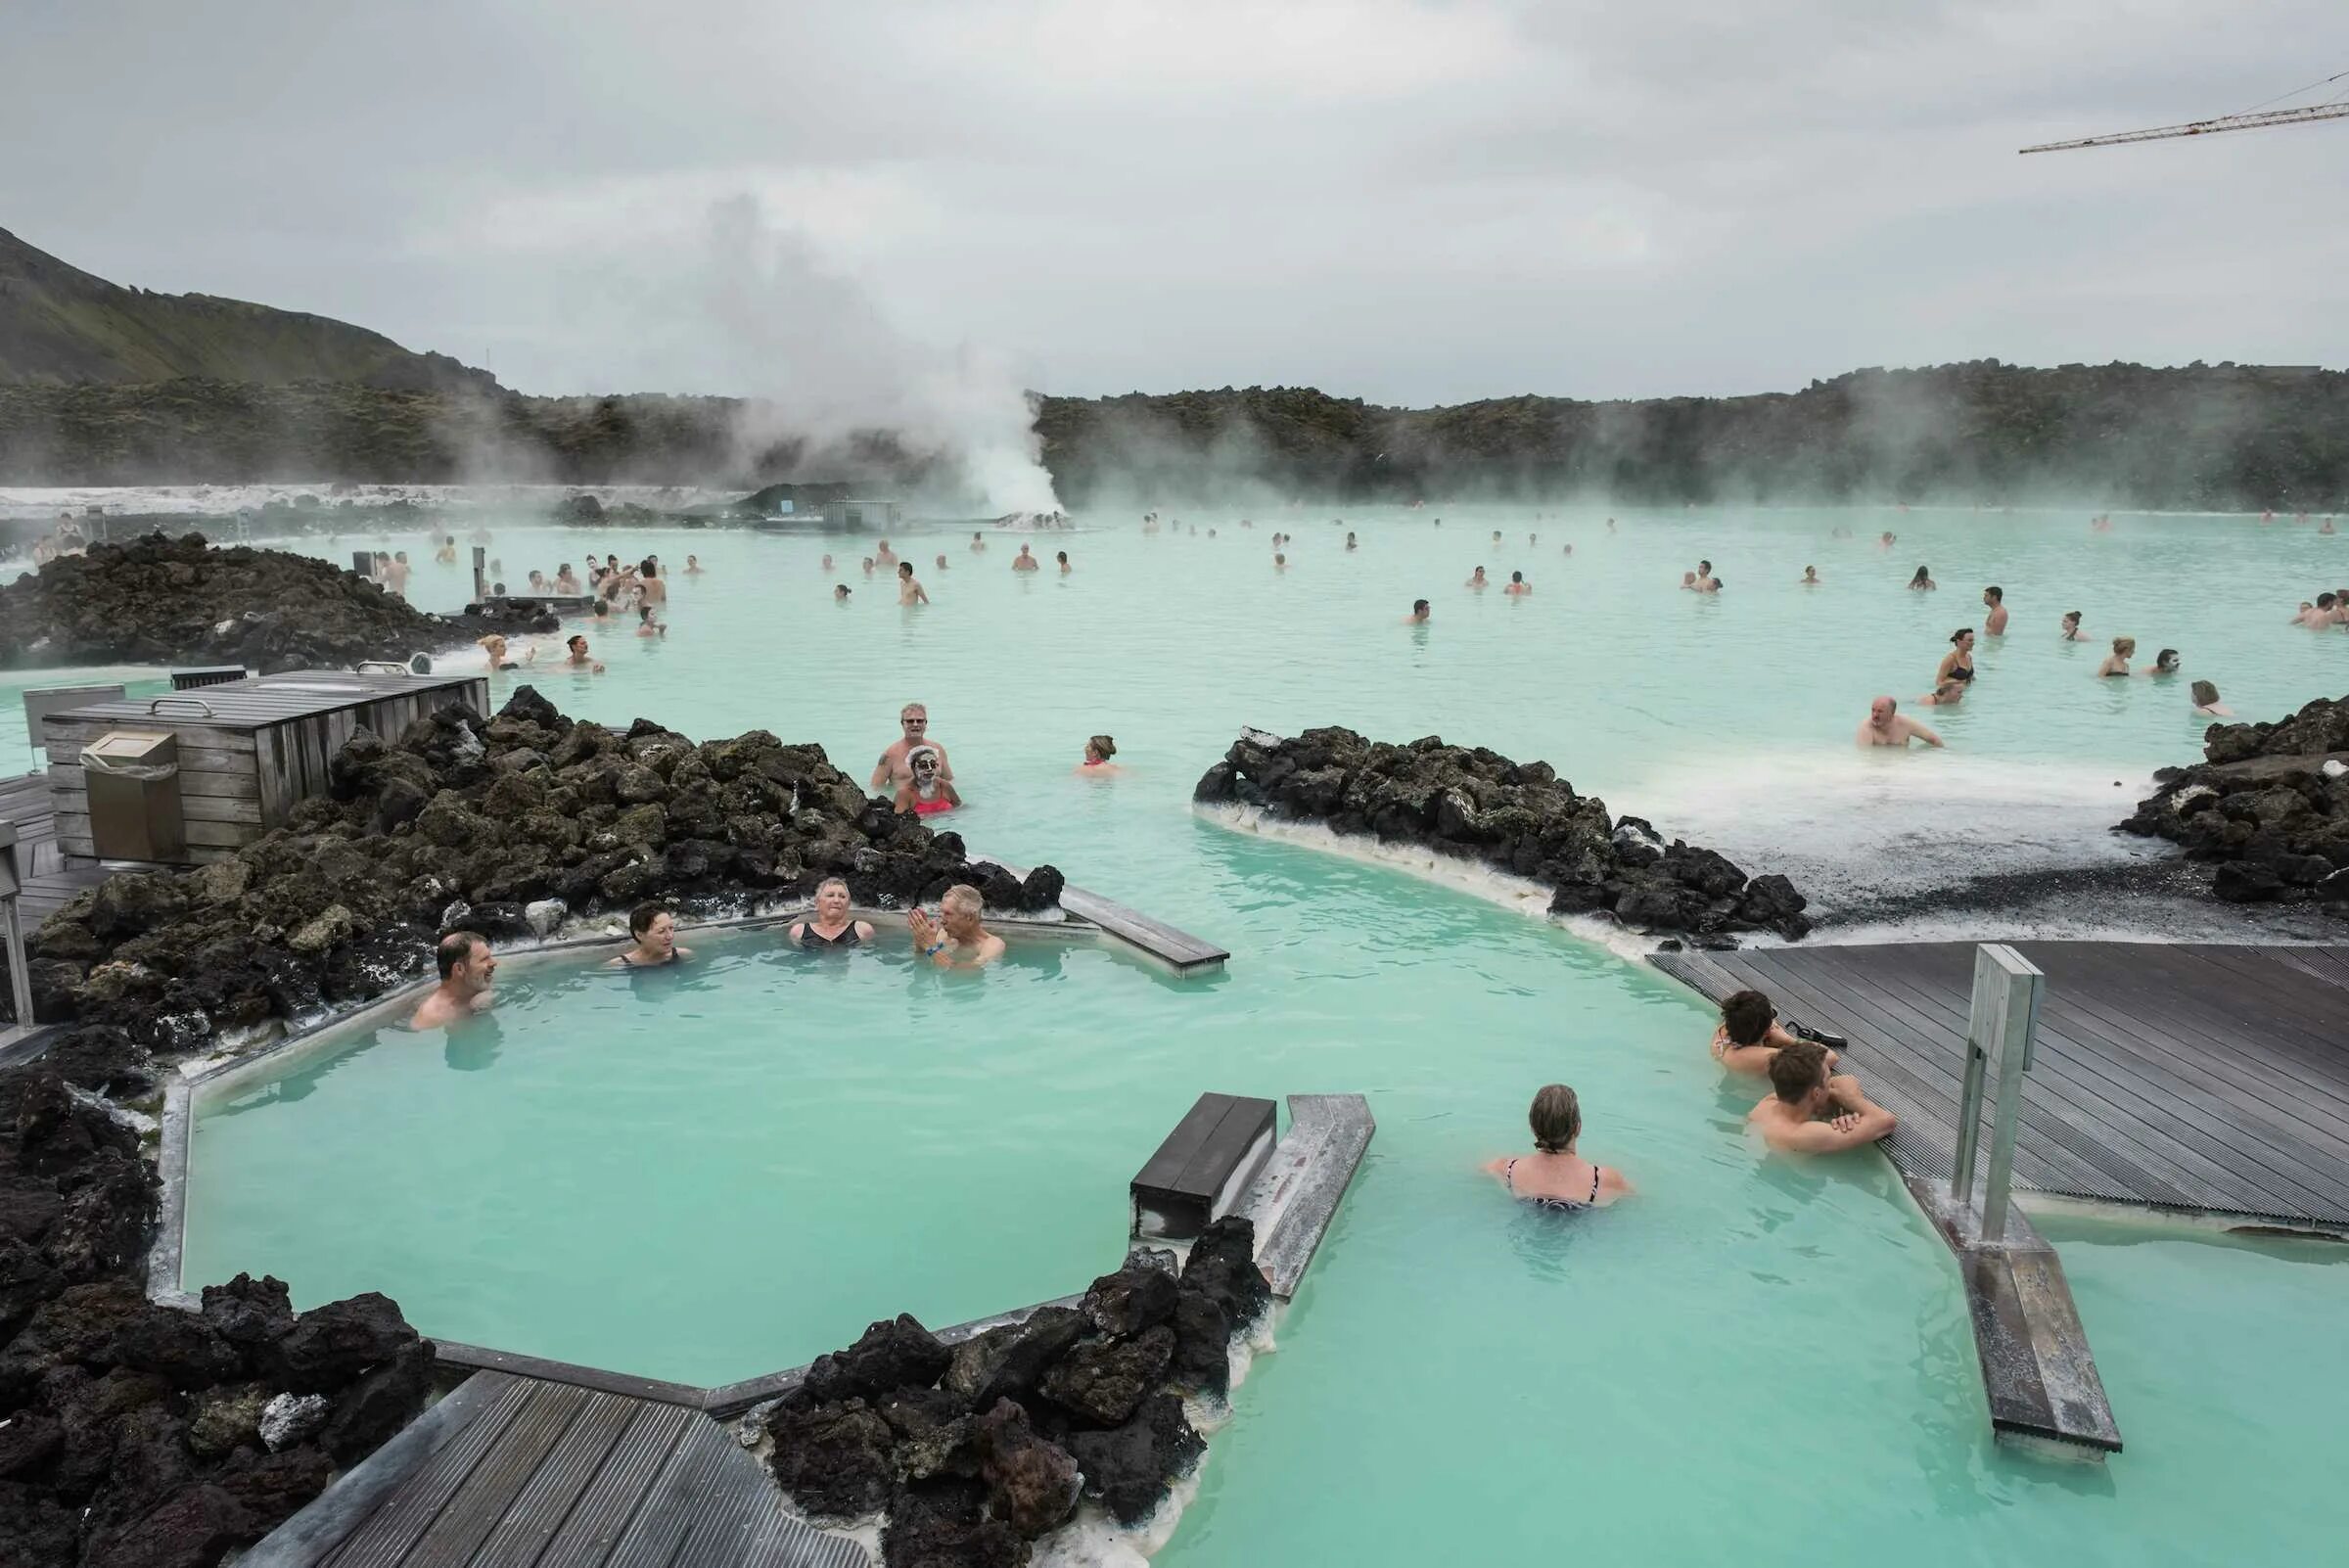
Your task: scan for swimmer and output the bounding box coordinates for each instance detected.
[897,560,929,606]
[2299,593,2337,627]
[1528,532,1537,545]
[1917,679,1965,708]
[1503,571,1530,596]
[821,553,834,571]
[1274,552,1287,572]
[861,557,876,576]
[1562,542,1573,556]
[638,560,666,606]
[833,583,852,602]
[434,535,457,564]
[1748,1040,1896,1155]
[1982,585,2007,635]
[1056,550,1071,575]
[527,571,548,593]
[1711,990,1837,1077]
[1405,598,1431,624]
[1800,566,1819,585]
[1858,696,1943,749]
[1879,530,1896,550]
[555,563,580,594]
[2324,519,2338,535]
[872,703,952,792]
[791,877,875,949]
[607,903,692,968]
[875,538,898,568]
[2096,636,2135,677]
[1680,571,1697,590]
[384,552,411,595]
[1605,517,1616,532]
[895,745,959,815]
[685,554,704,576]
[2143,647,2180,677]
[1909,565,1936,591]
[936,554,948,572]
[2059,610,2087,641]
[1013,544,1039,573]
[412,932,496,1029]
[2189,679,2234,717]
[476,633,524,670]
[908,883,1004,969]
[1346,531,1359,550]
[1468,567,1490,589]
[1078,734,1120,774]
[971,530,987,552]
[564,634,604,673]
[636,605,665,638]
[491,582,507,597]
[1492,530,1503,546]
[1481,1084,1632,1210]
[1936,628,1976,688]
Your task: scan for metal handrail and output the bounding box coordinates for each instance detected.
[146,696,216,717]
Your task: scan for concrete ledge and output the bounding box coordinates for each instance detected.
[1239,1093,1376,1299]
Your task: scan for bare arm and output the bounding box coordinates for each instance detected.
[1907,718,1944,748]
[871,754,894,791]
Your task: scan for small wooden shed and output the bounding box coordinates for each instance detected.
[42,669,490,864]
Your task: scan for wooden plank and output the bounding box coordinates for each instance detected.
[45,763,261,800]
[44,741,252,774]
[45,788,260,826]
[50,810,253,850]
[401,1381,593,1565]
[254,727,295,828]
[607,1415,788,1568]
[466,1393,641,1568]
[39,716,258,750]
[325,1374,534,1568]
[532,1403,695,1567]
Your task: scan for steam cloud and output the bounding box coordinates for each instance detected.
[690,196,1060,515]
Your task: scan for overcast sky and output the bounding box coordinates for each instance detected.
[6,1,2347,406]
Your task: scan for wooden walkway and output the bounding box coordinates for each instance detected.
[1652,941,2349,1231]
[0,770,110,924]
[245,1370,863,1568]
[979,855,1228,971]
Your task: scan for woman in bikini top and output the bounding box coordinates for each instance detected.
[1481,1084,1631,1212]
[790,877,876,950]
[1936,627,1976,687]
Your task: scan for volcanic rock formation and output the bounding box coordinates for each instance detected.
[2117,695,2349,910]
[0,1032,432,1568]
[761,1222,1264,1567]
[0,531,551,672]
[1193,727,1812,941]
[27,685,1065,1048]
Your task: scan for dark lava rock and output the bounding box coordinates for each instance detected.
[198,1272,297,1358]
[1079,1257,1179,1339]
[1195,726,1811,941]
[1168,1289,1234,1397]
[318,1338,435,1464]
[974,1398,1079,1538]
[1179,1216,1270,1332]
[272,1291,418,1393]
[766,1398,898,1519]
[1067,1393,1206,1526]
[1036,1325,1174,1427]
[2117,695,2349,922]
[109,1303,241,1390]
[40,1026,158,1099]
[803,1314,954,1406]
[943,1306,1087,1411]
[881,1478,1026,1568]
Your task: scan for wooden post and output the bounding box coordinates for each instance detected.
[472,547,487,603]
[1967,944,2044,1242]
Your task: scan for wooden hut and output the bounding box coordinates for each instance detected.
[41,669,489,865]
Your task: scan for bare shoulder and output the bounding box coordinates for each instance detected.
[854,920,877,940]
[787,922,807,940]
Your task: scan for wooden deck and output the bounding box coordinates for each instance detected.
[0,770,111,925]
[244,1371,863,1568]
[1651,941,2349,1230]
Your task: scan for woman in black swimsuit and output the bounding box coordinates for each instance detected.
[790,877,875,949]
[1482,1084,1631,1211]
[1935,626,1976,690]
[607,902,692,968]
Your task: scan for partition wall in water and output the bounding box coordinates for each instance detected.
[97,503,2349,1560]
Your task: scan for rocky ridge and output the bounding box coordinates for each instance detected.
[0,532,551,673]
[0,1027,433,1568]
[1193,726,1812,941]
[2116,694,2349,910]
[26,685,1065,1051]
[759,1219,1268,1568]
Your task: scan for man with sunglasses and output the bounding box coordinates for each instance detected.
[871,702,955,794]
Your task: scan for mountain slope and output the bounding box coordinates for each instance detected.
[0,226,498,392]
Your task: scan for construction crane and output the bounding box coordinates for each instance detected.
[2020,69,2349,153]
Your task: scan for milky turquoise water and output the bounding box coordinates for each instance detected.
[119,504,2349,1562]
